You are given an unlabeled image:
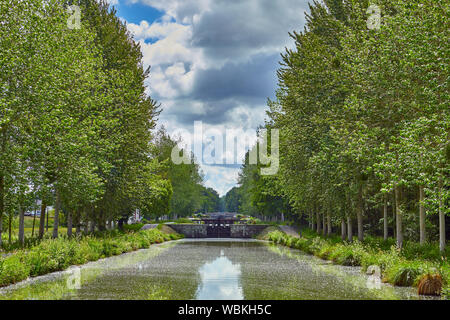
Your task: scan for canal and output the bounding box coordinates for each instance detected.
[0,239,421,300]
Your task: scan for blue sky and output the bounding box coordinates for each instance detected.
[109,0,309,196]
[114,2,162,24]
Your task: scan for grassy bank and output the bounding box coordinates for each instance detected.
[0,228,182,288]
[265,229,449,298]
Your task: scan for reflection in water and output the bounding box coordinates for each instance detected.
[195,250,243,300]
[0,239,424,300]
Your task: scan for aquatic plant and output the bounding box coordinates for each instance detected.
[0,229,182,288]
[266,230,449,295]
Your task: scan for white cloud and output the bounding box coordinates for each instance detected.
[202,165,240,196]
[120,0,309,195]
[127,19,188,41]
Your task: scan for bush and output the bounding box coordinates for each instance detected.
[266,229,449,293]
[0,228,182,288]
[0,255,30,286]
[384,262,426,286]
[175,218,192,224]
[402,242,446,262]
[327,244,363,266]
[123,223,145,232]
[360,247,401,274]
[442,286,450,300]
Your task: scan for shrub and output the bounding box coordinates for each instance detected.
[327,244,362,266]
[442,286,450,300]
[268,231,286,244]
[0,228,181,288]
[309,237,328,255]
[294,238,310,252]
[360,247,401,274]
[402,242,446,261]
[384,262,425,286]
[175,218,192,224]
[317,244,335,260]
[0,255,30,286]
[417,273,443,296]
[123,223,145,232]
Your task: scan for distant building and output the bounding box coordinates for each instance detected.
[128,209,142,224]
[24,200,53,216]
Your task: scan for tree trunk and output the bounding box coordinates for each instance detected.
[38,202,47,239]
[8,214,12,243]
[32,208,37,237]
[327,213,331,235]
[0,213,2,248]
[0,174,3,247]
[90,219,96,233]
[316,212,321,234]
[419,186,426,245]
[311,211,315,231]
[322,213,326,236]
[74,211,81,235]
[392,193,396,239]
[46,207,49,232]
[18,205,25,245]
[281,212,285,222]
[67,211,72,237]
[84,218,89,234]
[341,219,346,241]
[394,185,403,249]
[0,214,2,248]
[347,215,353,242]
[439,175,445,253]
[52,190,61,239]
[383,194,388,241]
[118,218,124,231]
[357,183,364,241]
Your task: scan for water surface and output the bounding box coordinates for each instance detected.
[0,239,421,300]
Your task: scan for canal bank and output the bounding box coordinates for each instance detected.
[0,239,422,300]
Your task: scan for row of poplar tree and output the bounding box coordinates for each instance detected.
[0,0,215,246]
[234,0,448,251]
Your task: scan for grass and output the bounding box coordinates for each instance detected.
[265,229,449,297]
[0,228,183,288]
[143,218,193,224]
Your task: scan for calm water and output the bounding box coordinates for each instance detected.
[0,239,421,300]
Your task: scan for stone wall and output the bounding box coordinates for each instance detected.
[168,224,270,238]
[169,224,208,238]
[230,225,270,238]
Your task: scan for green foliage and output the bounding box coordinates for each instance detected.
[151,128,206,218]
[384,262,426,287]
[236,0,449,251]
[443,287,450,300]
[122,223,145,232]
[0,229,182,287]
[0,0,179,245]
[0,255,30,286]
[198,187,221,214]
[267,229,449,292]
[224,187,242,212]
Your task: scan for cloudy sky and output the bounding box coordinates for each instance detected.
[112,0,309,196]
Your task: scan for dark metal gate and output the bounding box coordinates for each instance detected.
[206,222,231,237]
[192,213,239,238]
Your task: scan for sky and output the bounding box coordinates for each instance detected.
[110,0,309,196]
